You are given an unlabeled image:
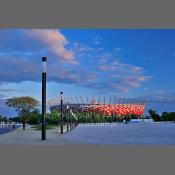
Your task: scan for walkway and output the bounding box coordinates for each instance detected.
[0,125,82,145]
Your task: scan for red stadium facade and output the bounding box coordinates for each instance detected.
[50,96,146,118]
[88,104,145,116]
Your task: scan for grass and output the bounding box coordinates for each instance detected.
[31,124,59,131]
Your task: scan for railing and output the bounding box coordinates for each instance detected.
[58,120,78,134]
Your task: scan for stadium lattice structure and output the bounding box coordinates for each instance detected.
[50,96,146,117]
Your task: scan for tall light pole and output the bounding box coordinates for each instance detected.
[42,57,47,140]
[60,91,64,134]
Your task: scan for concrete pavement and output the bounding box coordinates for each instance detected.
[0,125,82,145]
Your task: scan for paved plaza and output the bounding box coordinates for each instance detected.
[0,123,175,145]
[0,125,81,145]
[63,123,175,145]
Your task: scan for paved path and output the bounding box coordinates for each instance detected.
[0,125,83,145]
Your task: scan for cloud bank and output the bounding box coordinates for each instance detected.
[0,29,150,94]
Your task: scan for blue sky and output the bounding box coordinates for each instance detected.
[0,29,175,116]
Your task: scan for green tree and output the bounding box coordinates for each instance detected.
[5,96,39,130]
[161,111,168,121]
[0,115,2,122]
[28,111,41,125]
[162,111,168,116]
[148,109,160,121]
[9,117,20,123]
[163,112,175,121]
[45,110,61,125]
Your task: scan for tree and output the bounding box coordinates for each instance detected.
[0,115,2,122]
[163,112,175,121]
[162,111,168,116]
[9,117,20,123]
[148,109,160,121]
[5,96,39,130]
[28,111,41,125]
[45,110,61,125]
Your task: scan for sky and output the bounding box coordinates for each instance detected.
[0,29,175,116]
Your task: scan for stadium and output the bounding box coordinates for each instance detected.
[50,97,146,118]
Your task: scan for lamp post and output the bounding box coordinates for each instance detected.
[60,91,64,134]
[42,57,47,140]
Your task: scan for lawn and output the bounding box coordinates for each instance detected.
[31,124,59,131]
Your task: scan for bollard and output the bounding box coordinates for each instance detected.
[67,123,69,132]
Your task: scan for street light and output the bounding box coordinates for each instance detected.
[42,57,47,140]
[60,91,64,134]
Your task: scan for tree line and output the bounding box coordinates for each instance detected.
[4,96,77,130]
[148,109,175,122]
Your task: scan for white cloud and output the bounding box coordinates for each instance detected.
[25,29,76,64]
